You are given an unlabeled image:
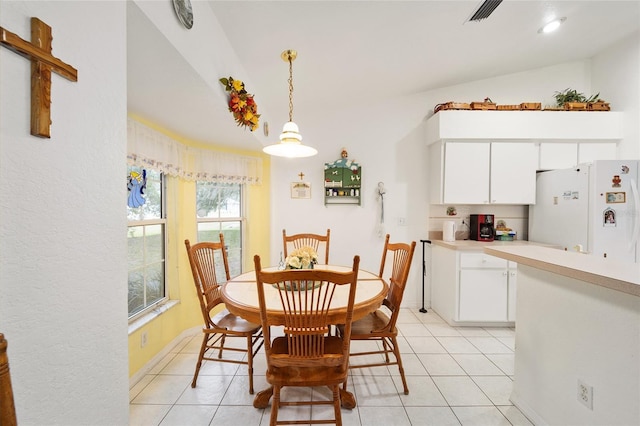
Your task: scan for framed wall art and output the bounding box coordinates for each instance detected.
[606,192,626,203]
[291,182,311,199]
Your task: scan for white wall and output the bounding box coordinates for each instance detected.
[591,31,640,159]
[0,2,129,425]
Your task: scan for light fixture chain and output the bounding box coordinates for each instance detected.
[288,55,294,122]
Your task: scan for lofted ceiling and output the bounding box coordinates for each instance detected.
[127,1,640,152]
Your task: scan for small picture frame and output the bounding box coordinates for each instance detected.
[603,208,616,227]
[606,192,626,203]
[290,182,311,199]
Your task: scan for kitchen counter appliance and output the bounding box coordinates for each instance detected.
[470,214,495,241]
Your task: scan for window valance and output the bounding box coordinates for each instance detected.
[127,119,262,184]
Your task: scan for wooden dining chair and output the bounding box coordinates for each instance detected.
[338,234,416,395]
[254,254,360,426]
[282,228,330,264]
[0,334,17,426]
[185,236,263,393]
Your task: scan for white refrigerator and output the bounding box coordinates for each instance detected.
[529,160,640,263]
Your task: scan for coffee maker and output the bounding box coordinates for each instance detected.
[469,214,495,241]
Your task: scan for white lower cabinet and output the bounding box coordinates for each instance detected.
[459,269,508,321]
[431,245,516,326]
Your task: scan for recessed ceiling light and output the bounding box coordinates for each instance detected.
[538,17,566,34]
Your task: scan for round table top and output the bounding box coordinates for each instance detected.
[221,264,388,325]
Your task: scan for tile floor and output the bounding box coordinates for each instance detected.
[129,309,534,426]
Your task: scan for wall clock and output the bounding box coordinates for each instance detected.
[172,0,193,29]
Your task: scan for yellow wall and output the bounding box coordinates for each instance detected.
[127,116,271,379]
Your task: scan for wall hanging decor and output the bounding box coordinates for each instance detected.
[127,169,147,208]
[324,148,361,206]
[376,182,386,236]
[0,18,78,137]
[219,76,260,131]
[290,172,311,199]
[172,0,194,29]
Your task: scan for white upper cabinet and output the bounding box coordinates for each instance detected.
[426,110,623,144]
[491,143,537,204]
[538,142,617,170]
[430,141,536,205]
[538,143,578,170]
[441,142,490,204]
[578,143,617,163]
[427,111,623,203]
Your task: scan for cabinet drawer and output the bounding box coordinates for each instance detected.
[460,252,507,269]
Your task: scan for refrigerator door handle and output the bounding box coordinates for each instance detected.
[629,179,640,252]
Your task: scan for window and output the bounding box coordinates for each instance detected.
[196,182,243,277]
[127,167,166,318]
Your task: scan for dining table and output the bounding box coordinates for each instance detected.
[221,264,389,409]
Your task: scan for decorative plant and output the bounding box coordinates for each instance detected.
[285,246,318,269]
[554,88,600,107]
[219,77,260,131]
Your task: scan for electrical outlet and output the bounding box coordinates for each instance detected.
[141,331,148,348]
[578,380,593,410]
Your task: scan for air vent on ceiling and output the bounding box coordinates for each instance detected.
[467,0,503,22]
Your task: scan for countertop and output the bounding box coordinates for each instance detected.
[431,239,553,250]
[484,245,640,297]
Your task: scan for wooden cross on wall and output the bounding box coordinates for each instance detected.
[0,17,78,138]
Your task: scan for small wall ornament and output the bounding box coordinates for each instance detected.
[290,171,311,199]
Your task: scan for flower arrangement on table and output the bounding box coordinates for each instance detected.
[285,246,319,270]
[219,76,260,131]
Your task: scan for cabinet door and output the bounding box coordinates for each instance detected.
[538,143,578,170]
[459,269,508,321]
[443,142,490,204]
[578,143,617,163]
[490,143,537,204]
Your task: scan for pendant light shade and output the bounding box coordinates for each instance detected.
[263,50,317,158]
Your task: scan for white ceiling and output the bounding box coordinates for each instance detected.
[127,1,640,152]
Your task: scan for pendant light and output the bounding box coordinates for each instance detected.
[263,49,318,158]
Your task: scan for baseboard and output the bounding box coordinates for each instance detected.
[510,390,547,425]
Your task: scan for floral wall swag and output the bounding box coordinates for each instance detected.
[219,77,260,131]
